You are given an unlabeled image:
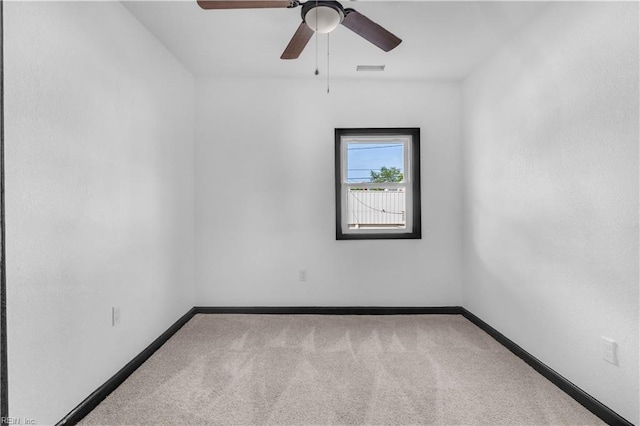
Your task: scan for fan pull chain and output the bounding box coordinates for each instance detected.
[314,31,318,75]
[326,32,330,93]
[314,0,319,76]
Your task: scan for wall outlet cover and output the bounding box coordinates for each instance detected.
[601,336,617,365]
[112,306,121,326]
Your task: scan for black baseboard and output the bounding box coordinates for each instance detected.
[194,306,462,315]
[58,306,632,426]
[460,308,633,426]
[56,307,196,426]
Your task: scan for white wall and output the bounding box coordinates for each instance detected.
[462,2,639,423]
[195,78,462,306]
[5,2,195,424]
[4,1,637,423]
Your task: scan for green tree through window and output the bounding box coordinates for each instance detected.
[370,166,403,183]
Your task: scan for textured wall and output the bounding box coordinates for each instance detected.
[4,2,195,423]
[195,78,463,307]
[462,2,639,423]
[4,1,637,423]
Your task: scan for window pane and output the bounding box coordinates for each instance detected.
[347,187,406,229]
[346,142,404,183]
[335,128,420,240]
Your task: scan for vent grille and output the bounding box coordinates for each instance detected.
[356,65,385,72]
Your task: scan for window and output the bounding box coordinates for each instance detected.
[335,128,421,240]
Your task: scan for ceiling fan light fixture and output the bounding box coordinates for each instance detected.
[303,2,344,33]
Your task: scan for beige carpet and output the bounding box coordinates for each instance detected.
[80,314,603,425]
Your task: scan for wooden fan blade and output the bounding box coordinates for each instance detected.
[281,22,314,59]
[197,0,291,9]
[341,9,401,52]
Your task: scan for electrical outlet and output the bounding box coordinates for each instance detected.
[602,336,617,365]
[112,306,121,326]
[299,269,307,282]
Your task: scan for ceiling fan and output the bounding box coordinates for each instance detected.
[197,0,402,60]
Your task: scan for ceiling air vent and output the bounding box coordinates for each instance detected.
[356,65,385,72]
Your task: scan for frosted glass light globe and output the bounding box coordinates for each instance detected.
[305,6,343,33]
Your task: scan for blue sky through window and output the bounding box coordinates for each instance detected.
[346,142,404,183]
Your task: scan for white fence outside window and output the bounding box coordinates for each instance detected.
[347,189,406,229]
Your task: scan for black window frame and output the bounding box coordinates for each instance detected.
[335,128,422,240]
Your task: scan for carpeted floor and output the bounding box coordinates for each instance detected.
[80,314,604,425]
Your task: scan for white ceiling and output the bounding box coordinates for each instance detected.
[122,1,548,80]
